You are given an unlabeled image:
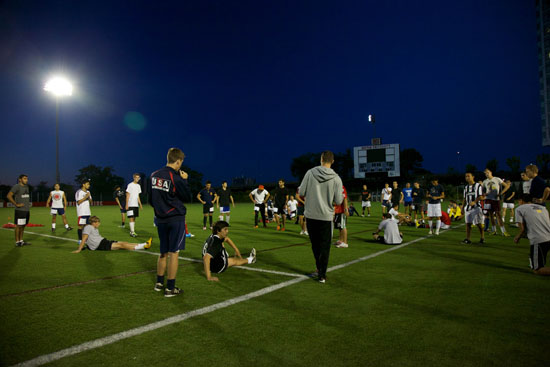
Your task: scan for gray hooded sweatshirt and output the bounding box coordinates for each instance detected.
[298,165,344,221]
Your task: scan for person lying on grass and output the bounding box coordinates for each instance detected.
[72,216,152,253]
[202,220,256,281]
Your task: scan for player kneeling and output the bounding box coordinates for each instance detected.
[72,216,152,253]
[202,221,257,281]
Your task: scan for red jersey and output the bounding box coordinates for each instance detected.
[334,186,347,214]
[441,211,451,225]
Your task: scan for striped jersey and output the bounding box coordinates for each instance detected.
[463,183,483,210]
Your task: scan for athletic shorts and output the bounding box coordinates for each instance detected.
[502,202,515,209]
[427,203,442,217]
[297,206,305,216]
[484,199,501,213]
[78,216,90,226]
[127,207,139,218]
[15,210,30,226]
[362,201,371,208]
[412,203,424,213]
[382,200,391,208]
[391,201,400,210]
[93,238,116,251]
[220,206,230,214]
[275,205,286,216]
[403,201,412,207]
[203,203,214,214]
[210,249,229,273]
[376,235,402,245]
[334,213,346,230]
[119,207,127,213]
[530,241,550,270]
[465,207,483,225]
[156,220,186,254]
[51,207,65,216]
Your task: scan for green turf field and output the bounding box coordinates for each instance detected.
[0,203,548,367]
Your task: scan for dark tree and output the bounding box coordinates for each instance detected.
[505,156,521,175]
[400,148,424,178]
[485,158,498,173]
[332,149,354,180]
[536,153,550,174]
[290,152,319,180]
[182,164,204,199]
[75,165,125,198]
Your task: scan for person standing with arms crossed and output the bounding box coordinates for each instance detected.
[7,174,31,247]
[126,173,143,237]
[149,148,192,297]
[299,151,344,283]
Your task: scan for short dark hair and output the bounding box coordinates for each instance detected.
[167,147,185,164]
[383,213,392,219]
[205,180,211,185]
[18,174,27,180]
[212,220,229,235]
[81,179,90,185]
[89,216,100,223]
[321,150,334,164]
[279,178,285,183]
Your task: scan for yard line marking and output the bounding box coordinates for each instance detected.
[12,226,458,367]
[0,228,80,242]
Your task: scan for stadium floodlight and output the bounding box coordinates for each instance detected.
[44,76,73,97]
[44,76,73,184]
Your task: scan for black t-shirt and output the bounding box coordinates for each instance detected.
[114,189,126,207]
[412,187,424,204]
[530,176,546,201]
[199,188,216,205]
[273,187,288,207]
[217,188,232,207]
[503,184,516,203]
[361,190,370,201]
[202,234,225,258]
[391,187,401,205]
[427,184,444,204]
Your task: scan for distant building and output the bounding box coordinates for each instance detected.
[537,0,550,146]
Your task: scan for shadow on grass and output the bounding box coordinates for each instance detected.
[0,246,22,280]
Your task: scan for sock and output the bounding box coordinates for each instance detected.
[436,220,441,230]
[135,242,145,250]
[247,256,253,264]
[167,278,176,290]
[219,215,223,221]
[156,275,165,284]
[203,217,207,227]
[429,220,433,229]
[52,223,56,229]
[226,215,230,224]
[65,223,69,229]
[492,225,496,232]
[500,226,506,234]
[122,222,125,227]
[209,216,213,227]
[130,222,135,233]
[78,229,82,240]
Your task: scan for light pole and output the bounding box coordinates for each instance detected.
[44,76,72,184]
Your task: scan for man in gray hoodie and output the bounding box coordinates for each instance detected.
[298,151,344,283]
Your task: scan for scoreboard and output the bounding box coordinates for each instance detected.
[353,143,400,178]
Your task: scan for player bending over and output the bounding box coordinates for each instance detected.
[72,216,152,253]
[202,221,257,281]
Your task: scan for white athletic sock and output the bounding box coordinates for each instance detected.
[135,242,145,250]
[130,222,135,233]
[500,226,506,234]
[428,220,433,229]
[65,224,69,229]
[226,215,230,224]
[52,223,56,229]
[492,225,496,232]
[436,220,441,230]
[219,215,223,221]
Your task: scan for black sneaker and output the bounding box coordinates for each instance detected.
[67,226,73,231]
[154,282,164,292]
[461,239,472,244]
[249,248,257,264]
[21,241,31,246]
[479,238,485,244]
[15,242,22,247]
[164,287,183,298]
[51,228,55,233]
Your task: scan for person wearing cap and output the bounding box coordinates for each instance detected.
[75,179,93,242]
[249,185,270,228]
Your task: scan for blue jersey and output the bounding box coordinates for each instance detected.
[402,188,413,202]
[148,166,192,223]
[199,188,216,205]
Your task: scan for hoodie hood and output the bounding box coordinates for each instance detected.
[311,166,338,183]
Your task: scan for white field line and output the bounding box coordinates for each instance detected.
[10,226,459,367]
[0,228,80,242]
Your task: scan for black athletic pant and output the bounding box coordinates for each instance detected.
[254,203,267,227]
[306,218,332,279]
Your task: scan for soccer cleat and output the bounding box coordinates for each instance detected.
[318,277,326,284]
[435,230,440,236]
[367,214,371,217]
[254,225,259,228]
[428,230,433,235]
[281,227,285,231]
[249,248,257,263]
[300,230,304,235]
[164,287,183,298]
[185,233,195,238]
[304,231,309,235]
[67,226,73,231]
[336,242,349,248]
[154,282,164,292]
[479,238,485,244]
[503,232,510,237]
[491,231,497,236]
[21,241,31,246]
[276,226,281,231]
[51,228,55,233]
[144,237,153,249]
[130,232,138,238]
[462,239,472,244]
[202,227,207,230]
[15,242,22,247]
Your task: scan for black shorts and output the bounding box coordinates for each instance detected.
[210,249,229,273]
[127,207,139,218]
[93,238,116,251]
[275,205,286,216]
[15,210,30,226]
[530,241,550,270]
[334,213,346,230]
[203,203,213,214]
[412,203,424,213]
[297,206,305,216]
[404,201,412,207]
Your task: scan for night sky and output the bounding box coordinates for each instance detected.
[0,0,543,188]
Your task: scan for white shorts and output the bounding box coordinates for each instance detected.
[427,203,442,217]
[502,202,515,209]
[465,207,483,225]
[362,201,371,208]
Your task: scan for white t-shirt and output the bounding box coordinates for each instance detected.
[378,218,402,244]
[382,188,392,201]
[50,190,64,209]
[389,208,399,219]
[250,189,269,204]
[287,199,298,212]
[483,177,503,200]
[126,182,142,207]
[523,180,532,194]
[76,189,92,216]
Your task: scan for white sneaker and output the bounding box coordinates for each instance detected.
[435,230,439,235]
[336,242,348,248]
[335,240,342,245]
[428,230,433,235]
[249,248,257,264]
[300,230,304,235]
[304,231,309,236]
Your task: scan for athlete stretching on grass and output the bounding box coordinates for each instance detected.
[202,221,257,281]
[72,216,152,253]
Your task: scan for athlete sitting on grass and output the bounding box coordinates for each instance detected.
[372,213,403,245]
[202,221,257,281]
[72,216,152,253]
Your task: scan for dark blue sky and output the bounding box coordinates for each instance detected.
[0,0,544,187]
